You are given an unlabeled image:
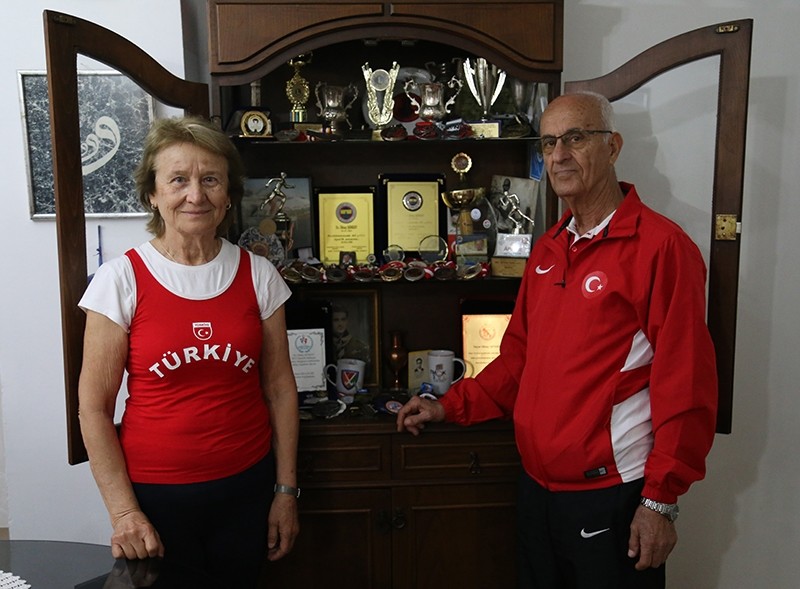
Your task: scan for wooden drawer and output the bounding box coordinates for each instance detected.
[393,429,520,481]
[298,434,391,484]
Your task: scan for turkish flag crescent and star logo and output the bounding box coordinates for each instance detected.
[193,322,213,340]
[582,271,608,300]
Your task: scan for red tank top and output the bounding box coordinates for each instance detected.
[121,247,271,484]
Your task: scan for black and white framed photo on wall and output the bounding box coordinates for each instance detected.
[19,70,154,218]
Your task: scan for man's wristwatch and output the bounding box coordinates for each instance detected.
[640,497,679,522]
[274,483,301,498]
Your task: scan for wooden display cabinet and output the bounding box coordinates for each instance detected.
[264,418,520,588]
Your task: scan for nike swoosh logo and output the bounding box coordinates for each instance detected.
[580,527,611,539]
[535,264,555,274]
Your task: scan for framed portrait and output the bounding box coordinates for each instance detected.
[19,70,155,218]
[378,173,446,256]
[299,289,380,387]
[239,176,314,256]
[314,186,376,265]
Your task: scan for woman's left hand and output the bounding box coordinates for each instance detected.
[266,493,300,561]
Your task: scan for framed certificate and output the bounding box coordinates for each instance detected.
[314,186,376,265]
[287,328,327,393]
[378,173,446,255]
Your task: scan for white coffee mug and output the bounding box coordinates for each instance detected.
[427,349,466,396]
[324,357,366,403]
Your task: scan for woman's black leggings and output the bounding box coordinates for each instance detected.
[132,452,276,588]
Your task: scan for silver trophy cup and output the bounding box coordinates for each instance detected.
[463,57,506,121]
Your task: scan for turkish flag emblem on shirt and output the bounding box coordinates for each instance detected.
[581,271,608,300]
[192,322,213,340]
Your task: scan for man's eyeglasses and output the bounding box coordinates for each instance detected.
[535,129,613,155]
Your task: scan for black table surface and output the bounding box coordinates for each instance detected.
[0,540,217,589]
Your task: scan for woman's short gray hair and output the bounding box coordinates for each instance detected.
[134,116,245,237]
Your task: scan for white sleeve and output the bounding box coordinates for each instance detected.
[249,252,292,320]
[78,255,136,332]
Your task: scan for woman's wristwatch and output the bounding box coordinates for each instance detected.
[274,483,301,498]
[640,497,679,522]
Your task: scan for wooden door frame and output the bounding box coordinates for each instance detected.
[565,20,753,433]
[43,10,210,464]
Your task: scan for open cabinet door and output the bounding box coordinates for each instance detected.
[43,10,210,464]
[565,20,752,433]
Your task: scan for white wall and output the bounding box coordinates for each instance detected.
[1,1,798,587]
[0,1,184,544]
[563,2,800,587]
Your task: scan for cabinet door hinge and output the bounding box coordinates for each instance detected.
[715,214,741,241]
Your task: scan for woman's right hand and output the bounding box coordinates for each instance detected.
[110,510,165,560]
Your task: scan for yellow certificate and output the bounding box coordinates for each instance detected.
[462,313,512,377]
[385,179,441,251]
[317,190,374,265]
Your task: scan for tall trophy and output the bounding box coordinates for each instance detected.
[362,62,400,128]
[260,172,294,258]
[442,152,494,265]
[463,57,507,121]
[501,77,534,138]
[285,53,312,123]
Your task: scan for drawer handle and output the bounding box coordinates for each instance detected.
[392,509,407,530]
[469,452,482,475]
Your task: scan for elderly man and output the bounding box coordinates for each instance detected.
[396,92,717,589]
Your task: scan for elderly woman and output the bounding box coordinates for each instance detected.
[78,116,299,587]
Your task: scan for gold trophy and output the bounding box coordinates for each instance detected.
[285,53,312,123]
[363,61,400,128]
[442,152,485,236]
[443,153,495,265]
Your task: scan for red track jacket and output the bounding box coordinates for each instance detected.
[442,184,717,503]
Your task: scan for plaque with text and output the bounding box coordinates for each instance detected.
[384,177,443,251]
[315,187,375,265]
[379,173,445,254]
[462,313,512,378]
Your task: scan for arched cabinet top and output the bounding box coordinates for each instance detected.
[208,1,563,85]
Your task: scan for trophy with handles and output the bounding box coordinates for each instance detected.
[463,57,506,121]
[315,82,359,135]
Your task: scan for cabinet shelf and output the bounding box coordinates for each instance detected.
[236,136,538,197]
